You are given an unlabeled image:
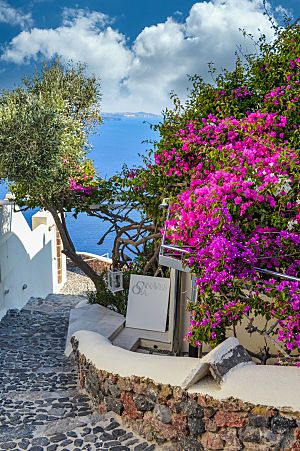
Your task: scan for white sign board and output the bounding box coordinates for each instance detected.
[126,275,170,332]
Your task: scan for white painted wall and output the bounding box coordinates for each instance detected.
[0,202,66,319]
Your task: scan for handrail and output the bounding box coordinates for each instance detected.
[161,244,190,254]
[160,234,300,282]
[254,268,300,282]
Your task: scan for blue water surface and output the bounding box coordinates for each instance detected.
[0,116,161,256]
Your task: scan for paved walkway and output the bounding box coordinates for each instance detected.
[0,295,155,451]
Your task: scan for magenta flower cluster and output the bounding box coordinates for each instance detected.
[69,177,93,195]
[155,107,300,356]
[68,163,96,197]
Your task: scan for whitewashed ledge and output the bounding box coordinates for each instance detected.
[66,302,300,412]
[68,303,300,450]
[72,329,209,389]
[73,329,300,411]
[188,365,300,412]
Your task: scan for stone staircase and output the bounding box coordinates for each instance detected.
[0,295,156,451]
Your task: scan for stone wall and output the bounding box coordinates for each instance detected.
[71,338,300,450]
[67,254,111,274]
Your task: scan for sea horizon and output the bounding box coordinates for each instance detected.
[0,115,161,257]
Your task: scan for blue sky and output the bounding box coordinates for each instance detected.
[0,0,299,113]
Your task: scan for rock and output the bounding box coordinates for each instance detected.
[119,432,134,442]
[50,433,67,443]
[203,337,254,383]
[294,428,300,440]
[214,410,249,428]
[134,443,149,450]
[48,408,65,416]
[0,442,17,450]
[158,385,173,399]
[18,438,30,449]
[121,393,142,420]
[251,406,275,417]
[144,445,156,451]
[110,447,131,451]
[238,426,261,443]
[291,441,300,451]
[249,414,271,428]
[188,415,205,435]
[112,428,127,438]
[117,378,133,392]
[93,425,104,434]
[172,413,188,435]
[105,396,123,415]
[32,437,50,446]
[237,444,273,451]
[108,382,121,398]
[178,436,203,451]
[204,407,216,419]
[126,438,139,446]
[201,432,224,450]
[98,401,107,414]
[47,445,58,451]
[83,433,97,443]
[134,395,155,412]
[219,428,242,449]
[100,432,114,442]
[154,405,172,424]
[206,419,218,432]
[271,415,296,434]
[60,439,73,446]
[180,399,204,418]
[105,421,120,431]
[67,431,77,437]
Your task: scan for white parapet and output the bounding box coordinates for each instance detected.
[0,204,66,319]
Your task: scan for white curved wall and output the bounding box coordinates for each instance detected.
[0,203,66,319]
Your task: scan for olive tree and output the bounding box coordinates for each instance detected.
[0,60,103,288]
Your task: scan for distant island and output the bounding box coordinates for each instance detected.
[102,112,161,120]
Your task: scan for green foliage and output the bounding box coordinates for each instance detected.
[0,59,101,210]
[88,271,129,316]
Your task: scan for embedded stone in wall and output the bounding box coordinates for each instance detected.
[203,337,254,383]
[134,395,155,412]
[154,405,172,424]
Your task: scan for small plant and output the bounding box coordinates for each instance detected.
[87,270,130,316]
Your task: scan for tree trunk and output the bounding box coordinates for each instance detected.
[45,204,102,290]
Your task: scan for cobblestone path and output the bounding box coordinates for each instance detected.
[0,295,155,451]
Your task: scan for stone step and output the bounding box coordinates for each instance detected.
[65,303,125,355]
[112,326,171,352]
[112,329,140,351]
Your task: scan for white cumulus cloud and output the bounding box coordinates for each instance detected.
[1,0,280,112]
[2,8,133,100]
[0,0,33,28]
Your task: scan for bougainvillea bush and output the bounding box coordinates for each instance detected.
[162,112,300,357]
[127,24,300,363]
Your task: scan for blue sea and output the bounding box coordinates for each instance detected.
[0,116,161,257]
